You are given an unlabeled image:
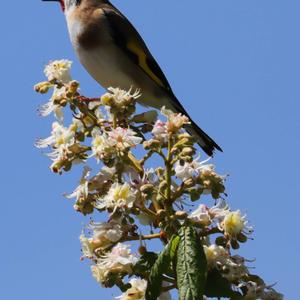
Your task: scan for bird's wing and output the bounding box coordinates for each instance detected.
[101,5,173,94]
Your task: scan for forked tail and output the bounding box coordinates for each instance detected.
[167,95,223,156]
[185,119,222,156]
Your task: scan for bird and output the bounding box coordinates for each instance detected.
[42,0,222,156]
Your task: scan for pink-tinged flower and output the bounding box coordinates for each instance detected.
[189,204,211,226]
[174,158,214,182]
[161,106,190,133]
[152,120,168,141]
[91,243,138,285]
[108,127,142,150]
[209,199,230,220]
[189,199,230,227]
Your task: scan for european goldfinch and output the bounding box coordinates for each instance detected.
[42,0,222,156]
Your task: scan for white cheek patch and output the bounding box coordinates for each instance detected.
[66,16,83,47]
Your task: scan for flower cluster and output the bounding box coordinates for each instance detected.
[35,60,283,300]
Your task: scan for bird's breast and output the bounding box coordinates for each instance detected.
[65,7,171,109]
[66,7,110,50]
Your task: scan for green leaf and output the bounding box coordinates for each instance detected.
[145,235,179,300]
[133,252,158,277]
[176,226,207,300]
[205,268,243,299]
[169,235,180,260]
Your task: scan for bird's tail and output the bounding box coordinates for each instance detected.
[165,94,223,156]
[185,120,223,157]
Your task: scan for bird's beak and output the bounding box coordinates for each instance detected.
[42,0,65,11]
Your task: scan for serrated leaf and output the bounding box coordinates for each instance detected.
[145,235,179,300]
[169,235,180,260]
[176,226,207,300]
[205,268,243,299]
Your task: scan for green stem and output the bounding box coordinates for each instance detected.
[165,134,173,213]
[123,233,161,242]
[113,114,117,129]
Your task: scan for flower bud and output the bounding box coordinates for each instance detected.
[178,133,193,141]
[101,93,114,106]
[184,178,194,188]
[68,80,79,95]
[159,180,168,192]
[237,232,248,243]
[155,167,165,177]
[143,139,161,150]
[215,236,227,247]
[175,210,188,219]
[230,239,240,250]
[140,184,154,194]
[181,147,195,156]
[34,81,52,94]
[157,209,167,219]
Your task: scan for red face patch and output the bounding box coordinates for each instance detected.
[59,0,65,11]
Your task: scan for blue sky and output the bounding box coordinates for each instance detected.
[1,0,299,299]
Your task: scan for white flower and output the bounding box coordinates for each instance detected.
[35,121,76,149]
[79,220,124,259]
[91,264,106,285]
[204,244,229,268]
[152,120,167,141]
[89,166,115,191]
[220,210,252,238]
[79,234,94,259]
[189,204,211,226]
[38,86,67,121]
[204,245,249,282]
[91,128,115,162]
[116,278,147,300]
[161,106,190,133]
[89,221,124,248]
[44,59,72,83]
[130,168,157,189]
[92,243,138,284]
[65,166,91,201]
[108,127,142,150]
[189,200,230,227]
[174,158,213,182]
[209,199,230,220]
[95,182,136,210]
[116,278,172,300]
[102,87,141,106]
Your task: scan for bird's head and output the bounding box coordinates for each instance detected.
[42,0,84,12]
